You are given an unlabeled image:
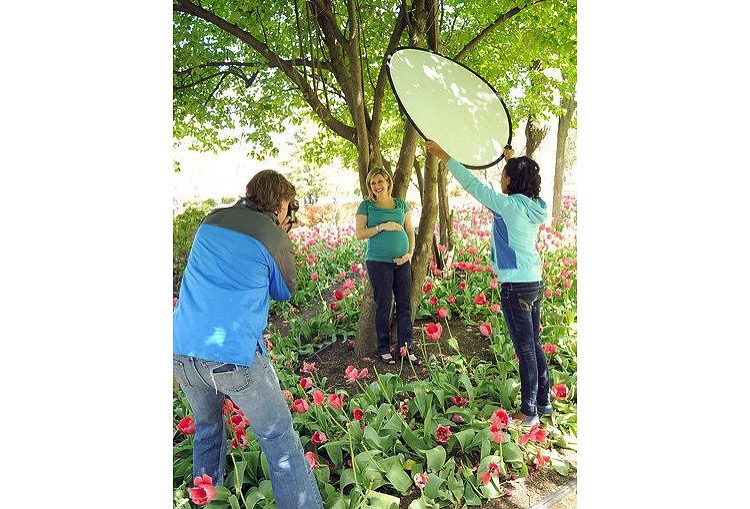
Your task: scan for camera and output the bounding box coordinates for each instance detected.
[288,200,300,225]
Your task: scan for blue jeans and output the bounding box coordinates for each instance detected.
[173,351,324,509]
[500,281,550,416]
[365,260,413,356]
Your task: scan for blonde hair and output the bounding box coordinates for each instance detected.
[365,167,394,201]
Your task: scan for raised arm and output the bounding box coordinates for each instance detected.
[425,140,510,215]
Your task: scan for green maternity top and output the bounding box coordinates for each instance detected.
[356,198,410,262]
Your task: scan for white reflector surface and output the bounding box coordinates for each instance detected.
[387,47,512,169]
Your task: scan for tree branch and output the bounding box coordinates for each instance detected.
[454,0,547,61]
[174,0,356,143]
[370,5,407,136]
[173,59,332,77]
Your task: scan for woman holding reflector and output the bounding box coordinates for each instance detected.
[426,140,551,427]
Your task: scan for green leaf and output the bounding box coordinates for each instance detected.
[212,486,232,502]
[383,461,413,495]
[458,373,475,401]
[326,494,348,509]
[462,484,482,507]
[446,473,464,502]
[453,429,477,452]
[321,442,343,468]
[364,489,400,509]
[339,468,357,489]
[446,335,461,354]
[363,425,384,450]
[408,498,431,509]
[227,460,246,490]
[480,437,491,459]
[401,425,429,453]
[423,473,446,500]
[413,389,434,418]
[551,458,571,476]
[314,465,331,484]
[425,446,446,473]
[381,412,403,432]
[244,489,265,508]
[501,442,524,466]
[228,495,240,509]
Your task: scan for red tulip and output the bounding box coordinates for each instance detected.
[291,399,309,414]
[305,451,318,469]
[188,474,217,506]
[478,322,492,336]
[328,393,345,410]
[435,424,452,443]
[177,416,195,435]
[312,390,325,405]
[552,383,569,399]
[301,362,317,374]
[425,322,443,341]
[311,430,327,445]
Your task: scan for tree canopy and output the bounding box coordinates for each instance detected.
[173,0,576,173]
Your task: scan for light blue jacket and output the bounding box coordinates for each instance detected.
[447,158,547,282]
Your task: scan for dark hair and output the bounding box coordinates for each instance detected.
[504,156,541,199]
[243,169,296,214]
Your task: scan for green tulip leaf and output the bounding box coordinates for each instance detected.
[363,425,384,450]
[321,442,343,468]
[459,373,475,401]
[339,468,357,489]
[425,446,446,473]
[364,489,400,508]
[401,425,429,452]
[383,461,413,495]
[423,473,446,500]
[313,465,331,484]
[501,442,524,466]
[453,429,477,452]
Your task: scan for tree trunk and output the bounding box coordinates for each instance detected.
[524,115,549,158]
[354,278,375,357]
[354,0,439,357]
[552,94,576,223]
[437,160,453,250]
[413,158,424,203]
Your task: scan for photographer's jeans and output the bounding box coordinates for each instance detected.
[173,351,324,509]
[365,260,413,355]
[500,281,551,417]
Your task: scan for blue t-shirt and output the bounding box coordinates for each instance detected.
[356,198,410,262]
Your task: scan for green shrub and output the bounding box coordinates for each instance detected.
[173,202,216,296]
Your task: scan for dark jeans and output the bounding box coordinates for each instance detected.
[501,281,550,416]
[366,260,413,356]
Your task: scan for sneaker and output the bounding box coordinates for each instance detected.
[511,412,540,428]
[537,404,553,416]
